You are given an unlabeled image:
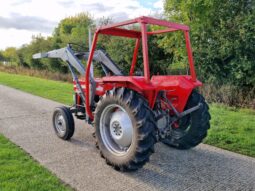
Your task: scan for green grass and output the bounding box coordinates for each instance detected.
[0,134,71,191]
[0,72,73,105]
[0,71,254,158]
[205,104,255,157]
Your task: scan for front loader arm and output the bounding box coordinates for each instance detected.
[33,46,91,120]
[33,46,85,75]
[32,45,123,122]
[33,47,123,77]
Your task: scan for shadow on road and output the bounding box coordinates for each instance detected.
[126,143,253,190]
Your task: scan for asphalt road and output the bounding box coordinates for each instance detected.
[0,84,254,191]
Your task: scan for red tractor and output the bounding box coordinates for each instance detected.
[33,16,210,171]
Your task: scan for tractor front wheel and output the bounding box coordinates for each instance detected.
[162,91,211,149]
[52,106,75,140]
[94,88,157,171]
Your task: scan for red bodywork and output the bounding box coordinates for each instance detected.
[75,16,202,120]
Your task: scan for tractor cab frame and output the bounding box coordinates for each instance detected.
[84,16,202,120]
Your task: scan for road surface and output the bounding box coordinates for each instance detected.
[0,84,254,191]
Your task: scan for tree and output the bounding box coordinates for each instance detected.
[163,0,255,87]
[1,47,19,65]
[0,50,4,62]
[18,35,53,70]
[53,12,93,49]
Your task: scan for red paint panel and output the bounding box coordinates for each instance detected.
[141,23,150,82]
[85,32,99,120]
[184,31,196,81]
[138,16,189,31]
[99,16,189,31]
[147,28,179,35]
[130,38,141,75]
[99,27,141,38]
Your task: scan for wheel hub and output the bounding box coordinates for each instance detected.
[111,121,123,136]
[56,114,66,134]
[110,110,133,147]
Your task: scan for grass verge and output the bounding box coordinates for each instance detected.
[205,104,255,157]
[0,134,71,191]
[0,71,73,105]
[0,71,254,158]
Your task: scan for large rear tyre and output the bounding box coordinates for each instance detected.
[52,106,75,140]
[94,88,157,171]
[162,91,210,149]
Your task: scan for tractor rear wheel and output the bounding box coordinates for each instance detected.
[94,88,157,171]
[52,106,75,140]
[162,91,210,149]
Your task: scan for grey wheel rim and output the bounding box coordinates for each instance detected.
[54,113,66,136]
[100,104,133,156]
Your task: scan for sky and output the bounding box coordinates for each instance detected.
[0,0,164,50]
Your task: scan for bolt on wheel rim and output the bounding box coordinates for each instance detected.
[100,104,133,156]
[54,113,66,136]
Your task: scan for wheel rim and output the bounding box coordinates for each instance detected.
[54,113,66,136]
[100,104,133,156]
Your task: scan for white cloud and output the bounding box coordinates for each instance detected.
[0,28,49,49]
[0,0,163,50]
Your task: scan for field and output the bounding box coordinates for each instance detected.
[0,71,254,158]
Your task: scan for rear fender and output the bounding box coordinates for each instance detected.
[151,75,202,112]
[100,76,157,107]
[87,75,201,112]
